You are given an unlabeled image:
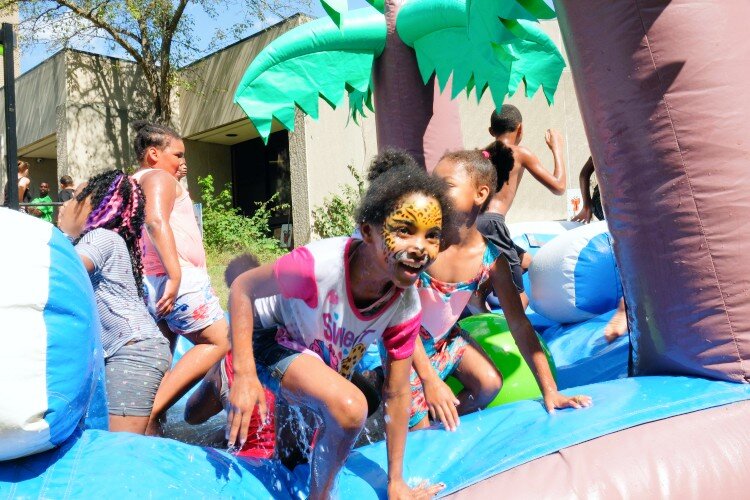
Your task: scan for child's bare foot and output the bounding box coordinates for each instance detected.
[604,300,628,343]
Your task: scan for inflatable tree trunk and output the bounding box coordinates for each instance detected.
[373,0,463,170]
[555,0,750,382]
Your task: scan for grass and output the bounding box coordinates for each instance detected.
[205,247,286,307]
[206,250,233,307]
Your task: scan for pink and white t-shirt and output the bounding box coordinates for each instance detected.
[254,237,421,378]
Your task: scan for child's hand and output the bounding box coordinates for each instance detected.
[543,391,592,413]
[226,373,268,448]
[156,277,180,316]
[423,378,460,431]
[388,479,445,499]
[572,205,592,223]
[545,129,564,152]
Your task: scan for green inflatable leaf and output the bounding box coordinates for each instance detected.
[320,0,348,25]
[234,9,386,143]
[397,0,564,106]
[502,18,565,103]
[318,0,385,25]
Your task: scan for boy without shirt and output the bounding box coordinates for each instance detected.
[477,104,567,307]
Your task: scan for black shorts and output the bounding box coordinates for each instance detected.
[477,212,526,293]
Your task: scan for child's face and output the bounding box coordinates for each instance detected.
[433,159,487,215]
[57,184,91,238]
[148,138,186,176]
[364,193,443,288]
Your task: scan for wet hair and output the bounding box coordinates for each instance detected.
[484,142,516,188]
[60,175,74,187]
[356,150,451,227]
[440,150,497,212]
[366,148,421,182]
[17,160,29,173]
[225,253,260,288]
[132,120,181,163]
[74,170,146,297]
[490,104,523,135]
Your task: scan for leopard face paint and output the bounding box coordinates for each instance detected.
[379,193,442,285]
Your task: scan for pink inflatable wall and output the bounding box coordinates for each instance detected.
[555,0,750,382]
[373,0,463,171]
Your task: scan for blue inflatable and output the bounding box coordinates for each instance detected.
[0,209,105,461]
[543,309,629,390]
[4,376,750,498]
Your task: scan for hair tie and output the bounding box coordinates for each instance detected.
[482,150,490,159]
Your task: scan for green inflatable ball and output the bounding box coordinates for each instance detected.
[445,314,556,408]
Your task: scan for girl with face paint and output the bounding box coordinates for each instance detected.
[226,159,451,499]
[406,150,592,434]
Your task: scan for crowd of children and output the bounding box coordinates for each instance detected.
[48,107,603,499]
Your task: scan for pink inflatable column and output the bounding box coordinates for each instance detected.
[555,0,750,382]
[373,0,463,170]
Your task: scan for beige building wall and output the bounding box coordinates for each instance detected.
[298,99,378,241]
[61,51,151,183]
[0,51,65,201]
[183,139,232,201]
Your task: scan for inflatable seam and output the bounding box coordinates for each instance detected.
[632,0,744,378]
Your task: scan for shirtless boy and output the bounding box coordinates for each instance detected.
[478,104,567,307]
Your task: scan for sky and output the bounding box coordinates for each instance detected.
[20,0,371,74]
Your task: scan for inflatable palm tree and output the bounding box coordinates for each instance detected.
[234,0,565,167]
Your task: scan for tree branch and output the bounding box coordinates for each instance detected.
[50,0,144,64]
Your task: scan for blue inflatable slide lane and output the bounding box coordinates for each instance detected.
[542,309,629,390]
[3,377,750,498]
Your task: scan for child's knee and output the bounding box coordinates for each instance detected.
[327,388,368,434]
[473,368,502,403]
[484,369,502,396]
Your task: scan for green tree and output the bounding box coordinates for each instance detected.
[198,174,287,261]
[3,0,307,123]
[311,164,364,238]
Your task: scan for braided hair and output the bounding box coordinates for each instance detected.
[74,170,146,297]
[132,120,181,163]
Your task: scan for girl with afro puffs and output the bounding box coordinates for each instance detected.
[225,156,451,499]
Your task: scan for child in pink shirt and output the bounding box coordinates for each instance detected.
[227,158,450,499]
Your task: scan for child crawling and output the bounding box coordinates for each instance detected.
[408,150,591,431]
[209,159,449,498]
[58,170,171,433]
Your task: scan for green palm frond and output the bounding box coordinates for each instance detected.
[397,0,564,106]
[234,9,386,143]
[319,0,385,26]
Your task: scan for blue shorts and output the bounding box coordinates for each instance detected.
[252,328,302,393]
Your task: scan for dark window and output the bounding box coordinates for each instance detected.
[230,131,292,229]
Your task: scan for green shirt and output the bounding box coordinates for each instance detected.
[31,195,54,223]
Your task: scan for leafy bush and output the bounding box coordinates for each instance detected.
[198,175,287,263]
[311,165,365,238]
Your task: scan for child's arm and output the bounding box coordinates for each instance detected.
[226,263,279,447]
[138,170,182,317]
[572,157,595,223]
[383,354,445,498]
[18,177,30,203]
[74,230,115,274]
[520,129,567,196]
[490,257,591,412]
[412,335,460,431]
